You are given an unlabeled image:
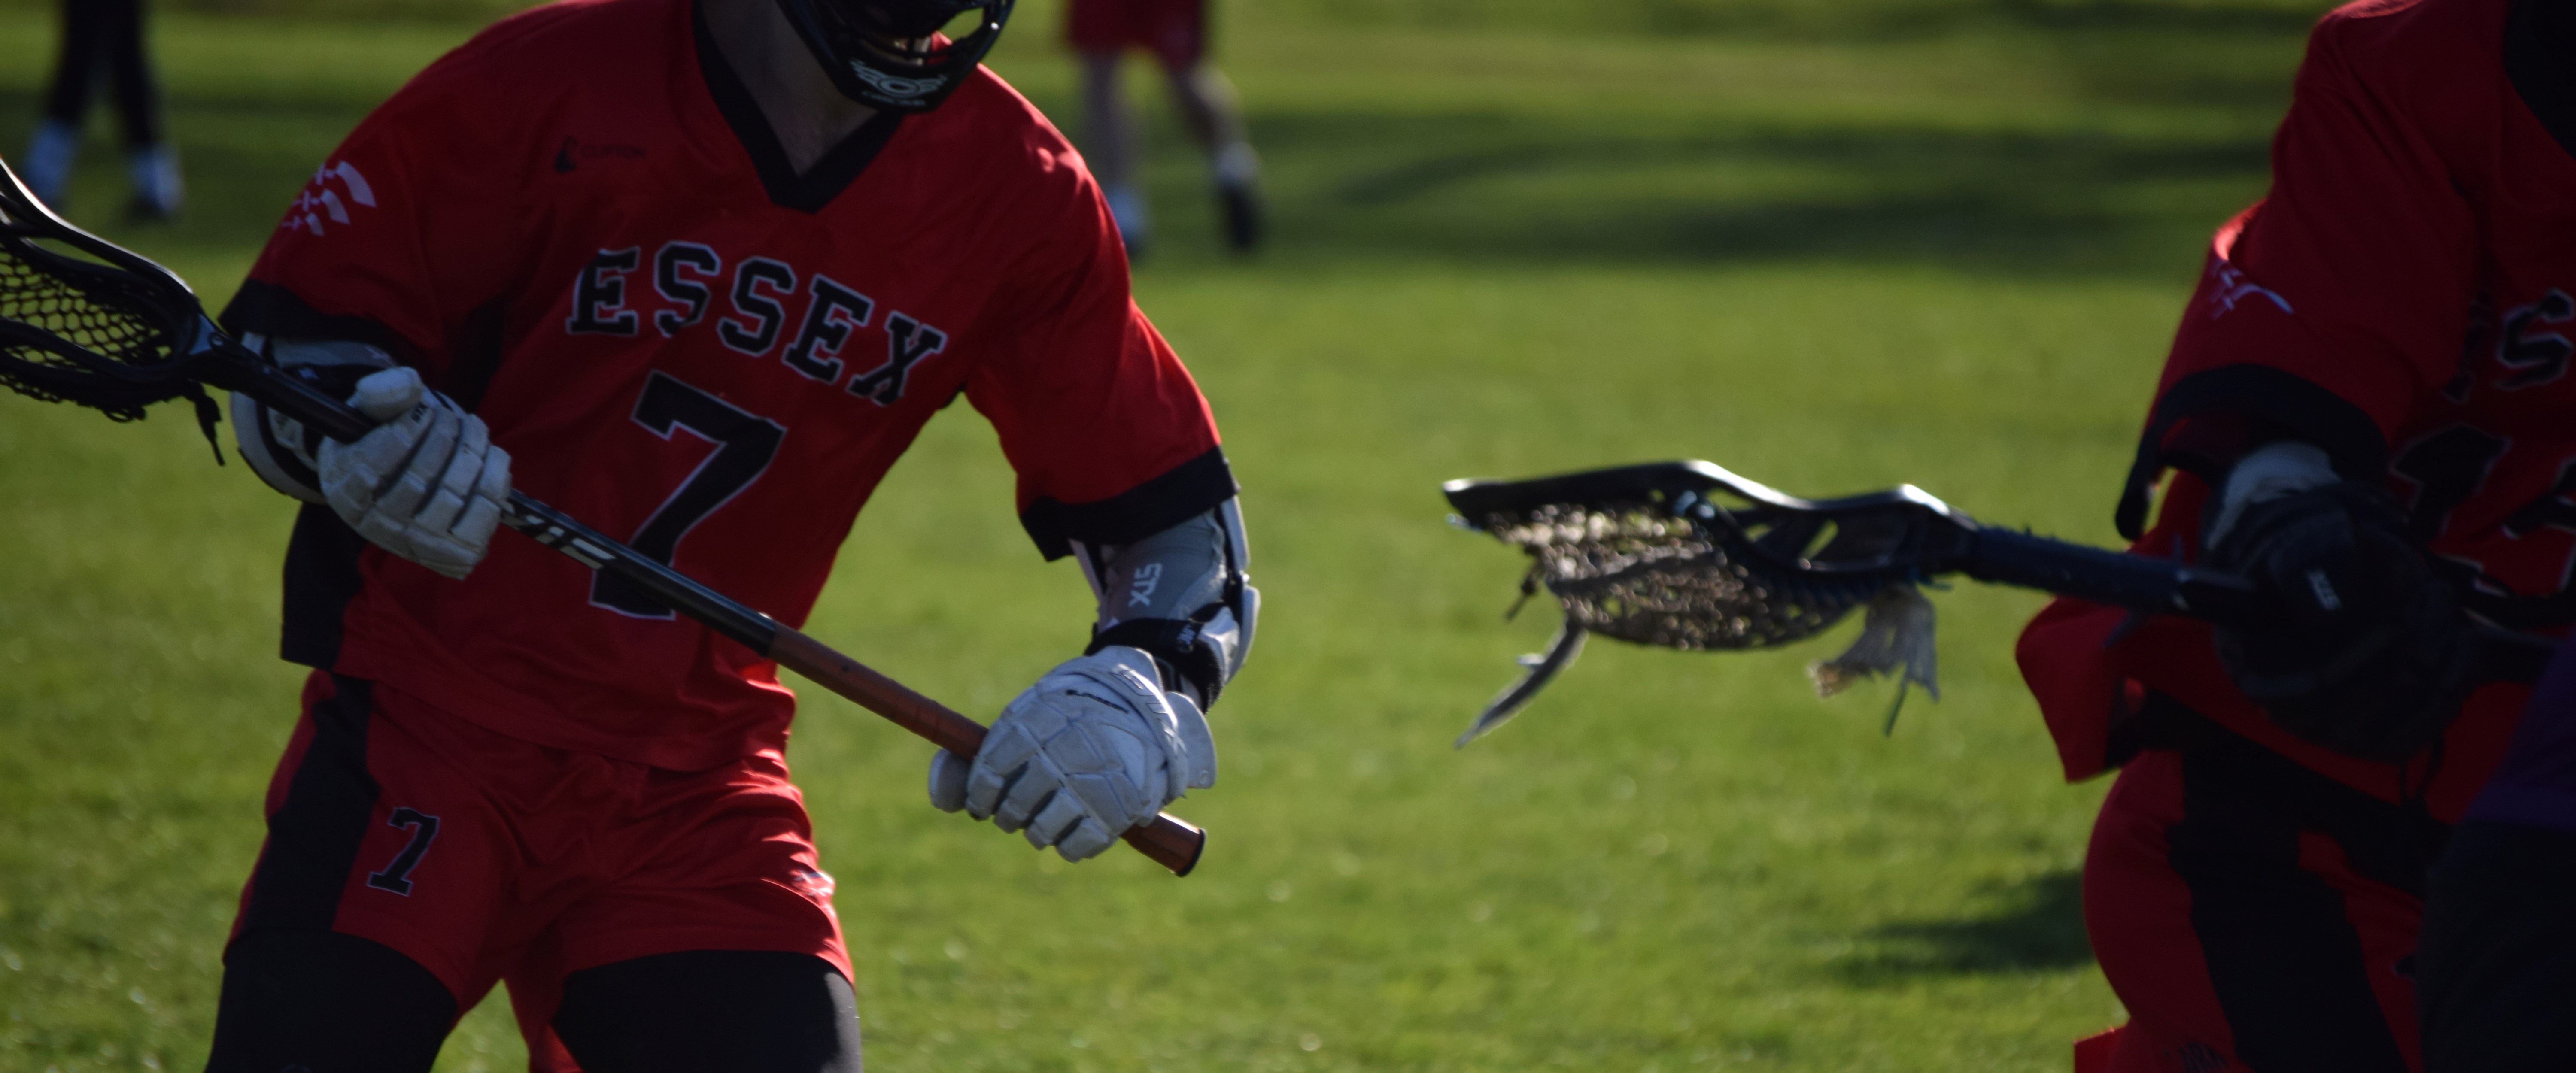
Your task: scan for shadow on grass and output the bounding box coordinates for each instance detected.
[12,10,2289,283]
[1833,869,2093,983]
[1126,3,2304,273]
[1242,111,2268,277]
[1278,0,2322,45]
[1986,0,2321,34]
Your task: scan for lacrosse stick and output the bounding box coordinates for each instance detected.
[0,159,1205,876]
[1441,459,2556,746]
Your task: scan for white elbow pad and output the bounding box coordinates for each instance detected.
[230,337,397,503]
[1072,498,1257,708]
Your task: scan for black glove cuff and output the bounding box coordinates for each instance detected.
[1087,618,1226,708]
[2203,479,2406,570]
[2204,480,2476,761]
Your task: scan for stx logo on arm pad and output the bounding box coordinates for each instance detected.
[1127,563,1163,608]
[565,240,952,407]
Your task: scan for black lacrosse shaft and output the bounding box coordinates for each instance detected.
[1959,524,2558,683]
[1959,526,2264,622]
[187,320,782,652]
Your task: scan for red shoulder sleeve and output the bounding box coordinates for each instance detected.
[220,39,531,386]
[961,134,1231,559]
[2026,1,2500,783]
[2111,4,2488,536]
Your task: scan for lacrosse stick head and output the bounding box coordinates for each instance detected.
[0,155,225,424]
[1443,460,1978,651]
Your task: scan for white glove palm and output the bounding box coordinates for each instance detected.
[317,367,511,580]
[930,648,1217,861]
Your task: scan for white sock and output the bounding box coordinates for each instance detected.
[1212,142,1259,189]
[129,144,184,215]
[1105,183,1150,242]
[20,120,81,208]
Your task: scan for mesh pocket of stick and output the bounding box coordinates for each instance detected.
[0,156,222,434]
[1479,498,1888,651]
[1443,461,1970,743]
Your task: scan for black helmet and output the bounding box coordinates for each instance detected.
[773,0,1015,112]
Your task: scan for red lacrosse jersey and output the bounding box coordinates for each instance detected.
[2018,0,2576,818]
[222,0,1233,770]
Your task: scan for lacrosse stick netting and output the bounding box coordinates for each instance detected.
[0,161,216,430]
[1475,497,1883,651]
[1445,464,1952,743]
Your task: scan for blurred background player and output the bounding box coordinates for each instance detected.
[2017,0,2576,1069]
[204,0,1254,1067]
[19,0,183,220]
[1067,0,1263,257]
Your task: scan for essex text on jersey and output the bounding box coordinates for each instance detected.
[566,242,950,407]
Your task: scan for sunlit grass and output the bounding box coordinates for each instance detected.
[0,2,2316,1069]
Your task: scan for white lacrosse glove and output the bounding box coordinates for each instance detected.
[316,366,511,580]
[928,647,1217,861]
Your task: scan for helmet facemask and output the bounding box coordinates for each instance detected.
[773,0,1014,113]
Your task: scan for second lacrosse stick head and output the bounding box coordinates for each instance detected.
[1441,460,1978,742]
[1445,460,1974,650]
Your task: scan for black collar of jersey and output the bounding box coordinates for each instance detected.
[2507,0,2576,163]
[693,0,908,214]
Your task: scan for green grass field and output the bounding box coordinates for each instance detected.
[0,1,2319,1068]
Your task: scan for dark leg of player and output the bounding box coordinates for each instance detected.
[203,929,457,1073]
[30,0,175,218]
[1161,62,1261,253]
[2083,724,2426,1073]
[96,0,178,220]
[98,0,161,150]
[23,0,106,207]
[1078,48,1148,258]
[2418,823,2576,1069]
[552,950,864,1073]
[38,0,106,131]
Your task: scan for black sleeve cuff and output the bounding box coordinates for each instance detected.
[1019,446,1238,560]
[2115,364,2390,539]
[2508,0,2576,162]
[219,279,419,365]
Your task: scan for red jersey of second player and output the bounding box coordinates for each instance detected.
[224,0,1227,770]
[2019,0,2576,817]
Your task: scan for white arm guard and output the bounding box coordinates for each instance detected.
[923,502,1247,856]
[229,337,398,503]
[1069,498,1258,709]
[230,337,510,579]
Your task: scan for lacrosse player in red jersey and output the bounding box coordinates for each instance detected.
[2015,1,2576,1070]
[1064,0,1263,255]
[204,0,1255,1067]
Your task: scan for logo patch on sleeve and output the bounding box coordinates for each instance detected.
[283,161,377,236]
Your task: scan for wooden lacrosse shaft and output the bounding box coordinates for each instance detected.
[191,323,1208,876]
